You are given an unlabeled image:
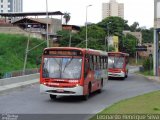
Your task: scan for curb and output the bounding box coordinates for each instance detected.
[146,76,160,83]
[135,73,160,83]
[0,79,38,93]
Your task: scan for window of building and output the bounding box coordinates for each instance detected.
[1,5,3,8]
[1,0,3,3]
[1,10,3,13]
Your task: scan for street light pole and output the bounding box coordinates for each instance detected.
[106,22,111,52]
[69,30,72,47]
[105,36,107,51]
[46,0,49,47]
[85,5,92,49]
[23,27,31,75]
[136,40,138,64]
[107,26,109,52]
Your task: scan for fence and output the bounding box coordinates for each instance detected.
[2,68,39,79]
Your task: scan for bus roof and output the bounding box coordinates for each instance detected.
[108,52,129,56]
[44,47,108,56]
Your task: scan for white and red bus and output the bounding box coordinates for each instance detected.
[108,52,129,80]
[40,47,108,100]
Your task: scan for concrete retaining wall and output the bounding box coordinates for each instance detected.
[0,73,39,86]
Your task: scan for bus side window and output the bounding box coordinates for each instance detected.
[105,57,108,69]
[84,56,89,78]
[89,55,94,70]
[101,56,104,69]
[97,56,100,70]
[102,57,105,69]
[126,57,129,64]
[104,57,107,69]
[94,55,99,70]
[99,56,101,69]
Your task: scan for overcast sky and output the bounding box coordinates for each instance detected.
[23,0,154,28]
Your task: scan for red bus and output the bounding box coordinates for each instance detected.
[40,47,108,100]
[108,52,129,80]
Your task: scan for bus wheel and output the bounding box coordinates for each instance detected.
[83,94,89,100]
[50,94,56,100]
[97,80,103,93]
[122,77,125,80]
[125,75,128,78]
[125,73,128,78]
[82,84,91,100]
[125,71,128,78]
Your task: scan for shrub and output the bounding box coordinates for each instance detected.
[143,57,153,71]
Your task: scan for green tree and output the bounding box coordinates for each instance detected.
[98,16,128,36]
[63,12,71,25]
[122,34,138,57]
[79,24,106,39]
[141,28,154,43]
[130,22,139,32]
[57,30,70,46]
[57,30,82,47]
[78,24,106,50]
[77,38,103,50]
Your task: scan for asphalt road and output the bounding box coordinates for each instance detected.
[0,73,160,120]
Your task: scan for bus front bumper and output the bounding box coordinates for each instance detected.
[108,71,125,78]
[40,84,83,96]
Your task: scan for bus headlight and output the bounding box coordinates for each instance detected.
[43,82,46,85]
[76,84,79,87]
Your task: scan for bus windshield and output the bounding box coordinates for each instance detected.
[108,56,125,69]
[42,57,82,79]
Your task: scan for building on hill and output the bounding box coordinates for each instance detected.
[12,17,62,42]
[138,43,153,58]
[0,0,23,13]
[102,0,124,19]
[0,11,64,47]
[62,25,80,33]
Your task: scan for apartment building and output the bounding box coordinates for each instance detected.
[102,0,124,19]
[0,0,23,13]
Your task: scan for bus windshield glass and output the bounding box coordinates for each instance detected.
[42,57,82,79]
[108,56,125,69]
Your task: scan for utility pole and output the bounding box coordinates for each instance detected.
[107,27,109,52]
[107,22,111,52]
[23,27,31,75]
[69,30,72,47]
[46,0,49,47]
[85,5,92,49]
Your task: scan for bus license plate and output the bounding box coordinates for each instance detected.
[57,89,64,92]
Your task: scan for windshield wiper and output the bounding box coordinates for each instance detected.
[62,57,74,72]
[114,57,123,68]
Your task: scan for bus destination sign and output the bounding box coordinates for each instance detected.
[44,50,82,56]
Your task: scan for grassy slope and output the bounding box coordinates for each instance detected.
[100,90,160,114]
[90,90,160,120]
[0,33,46,74]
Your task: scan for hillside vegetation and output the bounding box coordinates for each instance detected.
[0,33,46,77]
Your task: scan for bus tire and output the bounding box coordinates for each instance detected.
[82,83,91,100]
[50,94,56,100]
[125,74,128,78]
[97,79,103,93]
[125,71,128,78]
[122,77,125,80]
[83,94,89,101]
